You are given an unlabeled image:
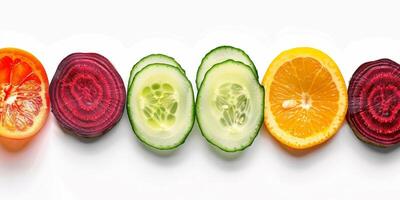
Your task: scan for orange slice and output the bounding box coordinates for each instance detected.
[0,48,50,142]
[262,47,347,149]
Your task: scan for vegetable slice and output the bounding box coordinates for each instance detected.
[50,53,126,138]
[196,46,258,89]
[128,54,184,88]
[196,60,264,152]
[347,59,400,147]
[0,48,50,140]
[127,63,195,150]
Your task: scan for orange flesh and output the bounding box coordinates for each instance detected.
[0,48,49,141]
[0,56,43,131]
[269,57,339,138]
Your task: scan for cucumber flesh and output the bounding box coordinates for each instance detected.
[128,54,185,88]
[196,46,258,89]
[127,63,195,150]
[196,60,264,152]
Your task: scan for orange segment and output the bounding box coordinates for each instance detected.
[263,47,347,149]
[0,48,49,141]
[10,59,33,86]
[0,56,12,84]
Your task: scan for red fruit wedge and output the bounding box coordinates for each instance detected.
[0,48,50,143]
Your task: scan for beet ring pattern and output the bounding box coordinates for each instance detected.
[50,53,126,138]
[347,59,400,147]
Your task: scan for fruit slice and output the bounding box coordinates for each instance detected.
[196,60,264,152]
[262,47,347,149]
[196,46,258,89]
[50,53,126,138]
[0,48,50,140]
[347,59,400,147]
[127,63,195,150]
[128,54,184,88]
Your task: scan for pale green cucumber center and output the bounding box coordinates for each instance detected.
[215,83,250,130]
[141,83,178,129]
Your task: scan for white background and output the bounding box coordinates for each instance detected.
[1,0,400,199]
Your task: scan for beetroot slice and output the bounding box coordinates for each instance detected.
[50,53,126,138]
[347,59,400,147]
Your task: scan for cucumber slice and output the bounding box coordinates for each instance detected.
[128,54,185,88]
[127,63,195,150]
[196,46,258,89]
[196,60,264,152]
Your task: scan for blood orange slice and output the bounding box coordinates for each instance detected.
[0,48,50,140]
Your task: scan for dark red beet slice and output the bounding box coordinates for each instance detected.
[347,59,400,147]
[50,53,126,138]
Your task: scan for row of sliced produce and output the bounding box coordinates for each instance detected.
[0,47,399,152]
